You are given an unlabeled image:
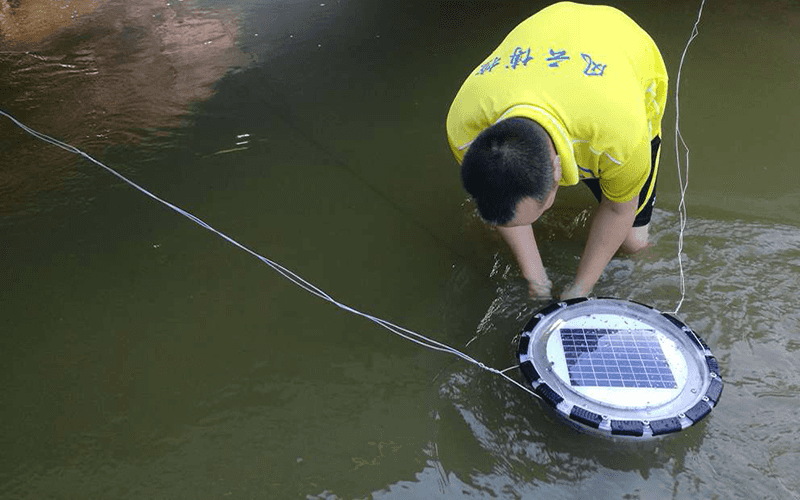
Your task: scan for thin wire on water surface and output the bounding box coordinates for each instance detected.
[671,0,706,315]
[0,108,543,401]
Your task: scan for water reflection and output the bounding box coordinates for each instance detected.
[0,0,102,44]
[435,367,706,494]
[413,206,800,498]
[0,0,245,219]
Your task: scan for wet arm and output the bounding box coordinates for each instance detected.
[496,224,552,297]
[563,195,637,299]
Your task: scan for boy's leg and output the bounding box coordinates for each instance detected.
[609,135,661,254]
[621,224,650,254]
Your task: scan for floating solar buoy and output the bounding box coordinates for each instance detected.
[517,298,723,439]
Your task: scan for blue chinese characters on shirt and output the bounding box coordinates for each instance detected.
[475,47,607,77]
[507,47,534,69]
[581,53,607,76]
[546,49,569,67]
[476,56,501,75]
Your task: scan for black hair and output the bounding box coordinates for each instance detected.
[460,117,555,225]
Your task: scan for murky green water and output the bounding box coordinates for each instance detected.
[2,1,799,498]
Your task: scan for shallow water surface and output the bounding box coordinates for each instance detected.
[2,1,799,499]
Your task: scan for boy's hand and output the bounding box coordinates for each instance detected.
[527,276,553,299]
[560,280,591,300]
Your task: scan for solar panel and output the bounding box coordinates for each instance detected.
[518,298,722,439]
[560,328,677,389]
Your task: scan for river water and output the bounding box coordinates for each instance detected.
[2,1,799,498]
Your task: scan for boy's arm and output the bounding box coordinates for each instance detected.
[561,195,637,299]
[496,225,552,298]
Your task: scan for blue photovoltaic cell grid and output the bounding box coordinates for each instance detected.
[560,328,677,389]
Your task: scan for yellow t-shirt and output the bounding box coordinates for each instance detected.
[446,2,668,205]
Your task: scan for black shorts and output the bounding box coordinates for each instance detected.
[581,136,661,228]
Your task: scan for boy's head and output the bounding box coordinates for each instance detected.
[460,117,561,226]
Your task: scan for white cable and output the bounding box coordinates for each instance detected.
[1,108,543,401]
[671,0,706,315]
